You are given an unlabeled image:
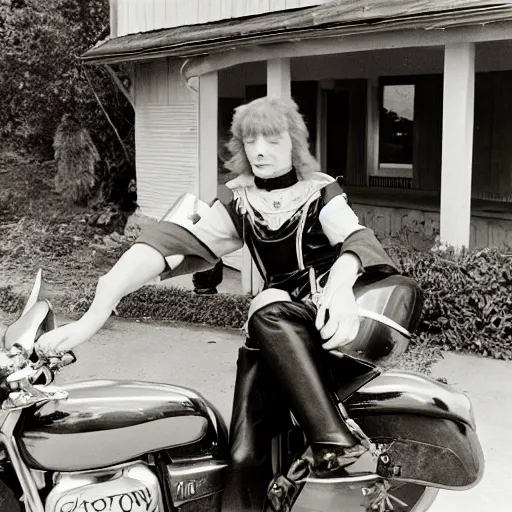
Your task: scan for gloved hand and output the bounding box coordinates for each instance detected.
[315,285,360,351]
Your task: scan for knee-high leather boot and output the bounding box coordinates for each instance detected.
[221,345,290,511]
[247,300,367,476]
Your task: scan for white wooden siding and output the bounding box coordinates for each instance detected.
[135,105,198,219]
[132,59,199,219]
[223,249,243,271]
[115,0,326,36]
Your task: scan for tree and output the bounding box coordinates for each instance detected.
[0,0,133,166]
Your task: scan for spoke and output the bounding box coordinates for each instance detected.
[388,493,409,507]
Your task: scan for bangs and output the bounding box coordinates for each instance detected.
[235,100,288,139]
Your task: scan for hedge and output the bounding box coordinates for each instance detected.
[387,244,512,360]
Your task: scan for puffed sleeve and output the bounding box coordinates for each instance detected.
[135,186,244,279]
[319,182,398,275]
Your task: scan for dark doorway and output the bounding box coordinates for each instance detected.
[326,88,350,178]
[323,79,367,186]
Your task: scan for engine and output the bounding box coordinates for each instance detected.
[44,462,164,512]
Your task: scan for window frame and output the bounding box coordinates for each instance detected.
[371,76,417,179]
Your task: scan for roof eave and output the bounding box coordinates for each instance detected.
[80,5,512,66]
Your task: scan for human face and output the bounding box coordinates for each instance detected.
[243,131,293,180]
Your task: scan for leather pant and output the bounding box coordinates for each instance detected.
[221,298,357,511]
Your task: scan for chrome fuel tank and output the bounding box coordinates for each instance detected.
[18,380,227,472]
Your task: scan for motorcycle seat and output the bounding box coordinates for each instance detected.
[349,274,424,366]
[323,273,424,400]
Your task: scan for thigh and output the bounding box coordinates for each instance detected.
[247,289,317,329]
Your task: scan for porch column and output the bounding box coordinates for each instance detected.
[198,72,218,204]
[440,43,475,248]
[109,0,118,38]
[267,58,291,98]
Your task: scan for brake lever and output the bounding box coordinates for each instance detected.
[6,366,38,384]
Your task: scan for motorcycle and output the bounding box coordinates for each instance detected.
[0,270,484,512]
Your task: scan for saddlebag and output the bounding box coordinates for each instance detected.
[355,413,484,490]
[344,371,485,490]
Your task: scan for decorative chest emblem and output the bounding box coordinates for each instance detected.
[273,201,281,209]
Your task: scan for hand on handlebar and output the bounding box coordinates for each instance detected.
[34,316,97,356]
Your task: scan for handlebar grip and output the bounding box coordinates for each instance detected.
[60,351,76,366]
[47,351,76,371]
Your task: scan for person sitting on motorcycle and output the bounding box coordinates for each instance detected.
[36,96,399,511]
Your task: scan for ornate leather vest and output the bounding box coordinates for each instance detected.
[235,184,339,299]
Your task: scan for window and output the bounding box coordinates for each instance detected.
[375,83,415,178]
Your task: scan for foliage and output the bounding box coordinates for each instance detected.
[0,0,134,164]
[0,286,24,314]
[116,287,251,330]
[53,114,99,204]
[387,243,512,360]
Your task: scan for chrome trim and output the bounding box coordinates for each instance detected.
[358,308,412,339]
[170,454,217,465]
[0,408,45,512]
[169,463,228,478]
[304,473,381,485]
[56,459,149,476]
[383,474,480,492]
[168,459,228,507]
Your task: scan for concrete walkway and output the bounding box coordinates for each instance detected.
[429,353,512,512]
[45,316,511,512]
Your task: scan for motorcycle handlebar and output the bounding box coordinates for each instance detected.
[3,350,77,390]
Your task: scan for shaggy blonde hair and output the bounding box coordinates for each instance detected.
[224,96,320,180]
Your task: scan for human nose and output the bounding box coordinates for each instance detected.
[253,136,268,159]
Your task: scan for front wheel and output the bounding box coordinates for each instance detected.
[290,479,439,512]
[0,479,20,512]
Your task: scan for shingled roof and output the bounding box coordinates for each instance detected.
[82,1,512,64]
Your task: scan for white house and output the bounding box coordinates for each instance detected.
[82,0,512,290]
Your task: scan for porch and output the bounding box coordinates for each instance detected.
[82,1,512,289]
[211,40,512,268]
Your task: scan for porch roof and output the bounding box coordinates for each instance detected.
[82,1,512,65]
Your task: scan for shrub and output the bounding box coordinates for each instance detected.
[68,285,251,330]
[387,244,512,360]
[53,114,99,204]
[0,287,25,314]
